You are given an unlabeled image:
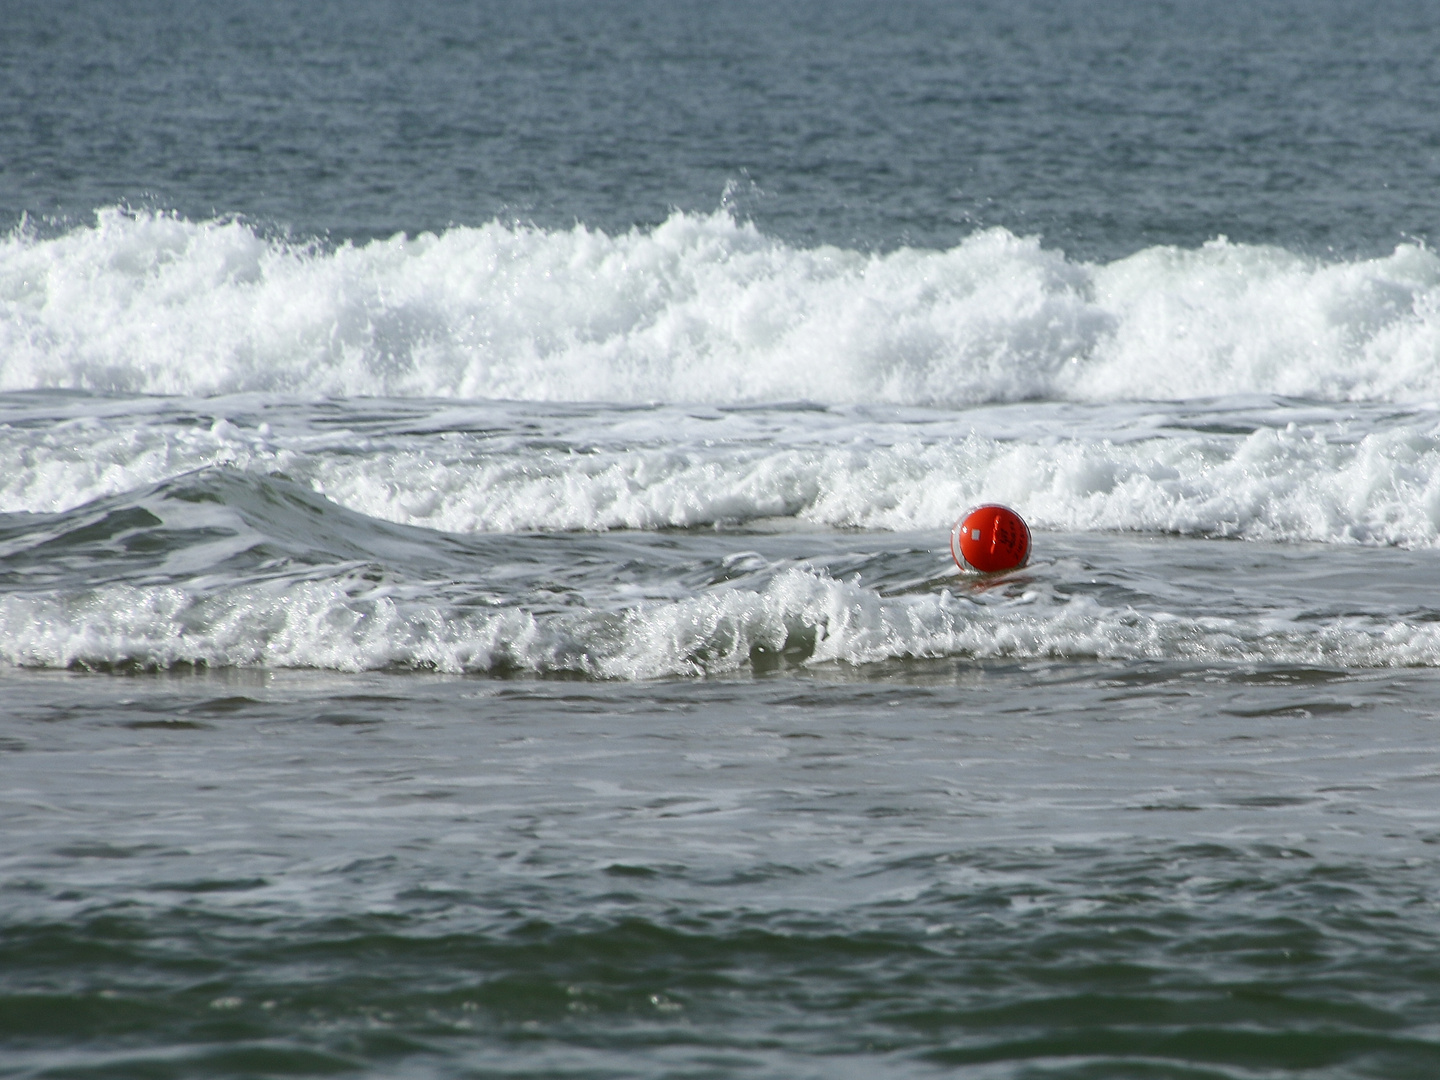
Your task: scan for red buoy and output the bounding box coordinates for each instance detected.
[951,504,1031,573]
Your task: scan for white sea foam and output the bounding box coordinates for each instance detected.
[310,419,1440,546]
[4,207,1440,404]
[3,403,1438,547]
[2,567,1437,678]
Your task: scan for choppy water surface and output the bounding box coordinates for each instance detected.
[6,0,1440,1076]
[8,662,1440,1079]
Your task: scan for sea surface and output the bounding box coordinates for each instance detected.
[4,2,1440,1077]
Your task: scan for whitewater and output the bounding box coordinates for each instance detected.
[5,208,1440,404]
[0,227,1437,681]
[3,210,1440,555]
[2,209,1439,679]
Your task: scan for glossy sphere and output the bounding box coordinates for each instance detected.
[951,505,1031,573]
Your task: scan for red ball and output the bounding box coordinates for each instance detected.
[951,504,1031,573]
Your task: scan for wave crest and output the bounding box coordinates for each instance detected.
[5,566,1439,678]
[4,208,1439,404]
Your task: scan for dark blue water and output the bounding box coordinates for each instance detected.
[6,3,1440,1078]
[5,0,1438,257]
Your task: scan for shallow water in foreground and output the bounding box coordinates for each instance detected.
[5,526,1440,1079]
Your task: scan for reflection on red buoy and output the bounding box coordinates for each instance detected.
[951,504,1031,573]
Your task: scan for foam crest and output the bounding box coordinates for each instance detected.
[3,568,1438,678]
[4,209,1439,404]
[1078,240,1440,401]
[3,405,1438,546]
[309,419,1440,547]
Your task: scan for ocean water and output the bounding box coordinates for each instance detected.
[4,2,1440,1077]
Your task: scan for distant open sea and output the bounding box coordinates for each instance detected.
[4,2,1440,1077]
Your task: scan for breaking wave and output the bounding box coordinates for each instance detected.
[2,469,1436,678]
[4,564,1439,678]
[4,207,1440,404]
[2,400,1438,547]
